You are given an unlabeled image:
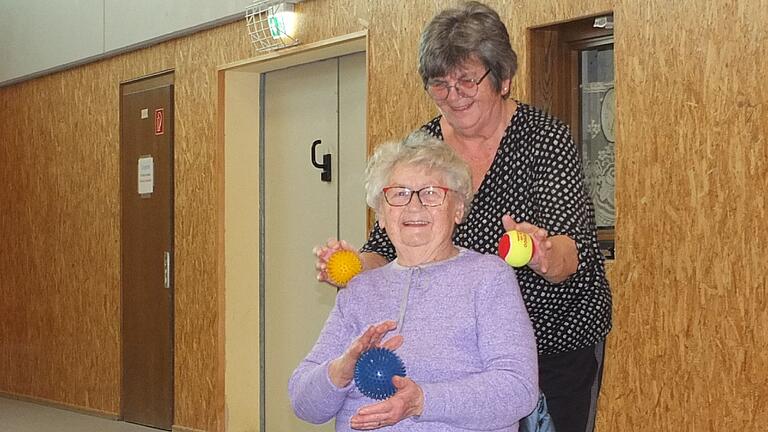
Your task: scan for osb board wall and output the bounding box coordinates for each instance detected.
[1,0,766,431]
[166,23,246,431]
[0,62,123,414]
[0,4,364,432]
[0,22,250,432]
[610,1,767,429]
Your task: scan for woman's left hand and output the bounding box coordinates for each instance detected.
[502,215,552,273]
[502,215,577,283]
[349,376,424,430]
[328,321,403,389]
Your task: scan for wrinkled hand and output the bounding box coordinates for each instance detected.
[313,238,360,287]
[502,215,552,275]
[328,321,404,389]
[502,215,578,283]
[350,376,424,430]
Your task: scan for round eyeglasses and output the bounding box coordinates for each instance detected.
[382,186,452,207]
[425,68,491,101]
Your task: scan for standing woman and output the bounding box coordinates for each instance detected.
[315,2,612,432]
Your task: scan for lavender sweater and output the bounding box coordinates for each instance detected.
[289,249,538,431]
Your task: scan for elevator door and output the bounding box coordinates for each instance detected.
[120,75,174,430]
[262,52,366,431]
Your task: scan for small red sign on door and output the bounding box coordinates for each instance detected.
[154,108,164,135]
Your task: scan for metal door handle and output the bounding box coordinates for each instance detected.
[310,139,332,182]
[163,251,171,289]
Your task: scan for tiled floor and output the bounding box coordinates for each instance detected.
[0,397,162,432]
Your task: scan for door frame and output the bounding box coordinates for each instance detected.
[218,31,367,432]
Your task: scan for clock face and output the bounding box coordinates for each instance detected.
[600,87,616,143]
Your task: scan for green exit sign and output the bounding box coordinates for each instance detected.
[268,14,286,39]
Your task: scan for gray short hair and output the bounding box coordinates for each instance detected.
[365,130,473,220]
[418,1,517,97]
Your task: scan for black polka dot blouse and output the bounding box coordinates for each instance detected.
[361,102,612,355]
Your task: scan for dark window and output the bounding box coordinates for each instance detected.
[530,14,616,259]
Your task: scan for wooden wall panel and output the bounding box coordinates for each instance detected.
[296,0,368,44]
[169,21,250,432]
[0,63,124,415]
[367,0,441,145]
[611,1,768,429]
[1,0,766,431]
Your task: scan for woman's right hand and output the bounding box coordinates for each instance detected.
[328,320,403,389]
[313,238,360,287]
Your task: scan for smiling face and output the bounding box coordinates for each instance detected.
[429,59,510,135]
[378,163,464,265]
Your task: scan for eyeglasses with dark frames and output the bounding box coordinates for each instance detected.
[425,68,492,101]
[382,186,452,207]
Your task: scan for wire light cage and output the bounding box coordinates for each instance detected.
[245,0,302,52]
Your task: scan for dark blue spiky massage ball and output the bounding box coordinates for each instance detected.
[354,347,406,400]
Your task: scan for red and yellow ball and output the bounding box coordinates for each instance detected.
[497,230,534,267]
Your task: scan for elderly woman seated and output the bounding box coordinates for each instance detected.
[289,130,538,431]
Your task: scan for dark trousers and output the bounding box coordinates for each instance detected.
[538,341,605,432]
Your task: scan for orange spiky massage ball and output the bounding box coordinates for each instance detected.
[326,250,363,287]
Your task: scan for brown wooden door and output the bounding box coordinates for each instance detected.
[120,75,174,430]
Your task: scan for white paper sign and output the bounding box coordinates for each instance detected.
[138,156,154,195]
